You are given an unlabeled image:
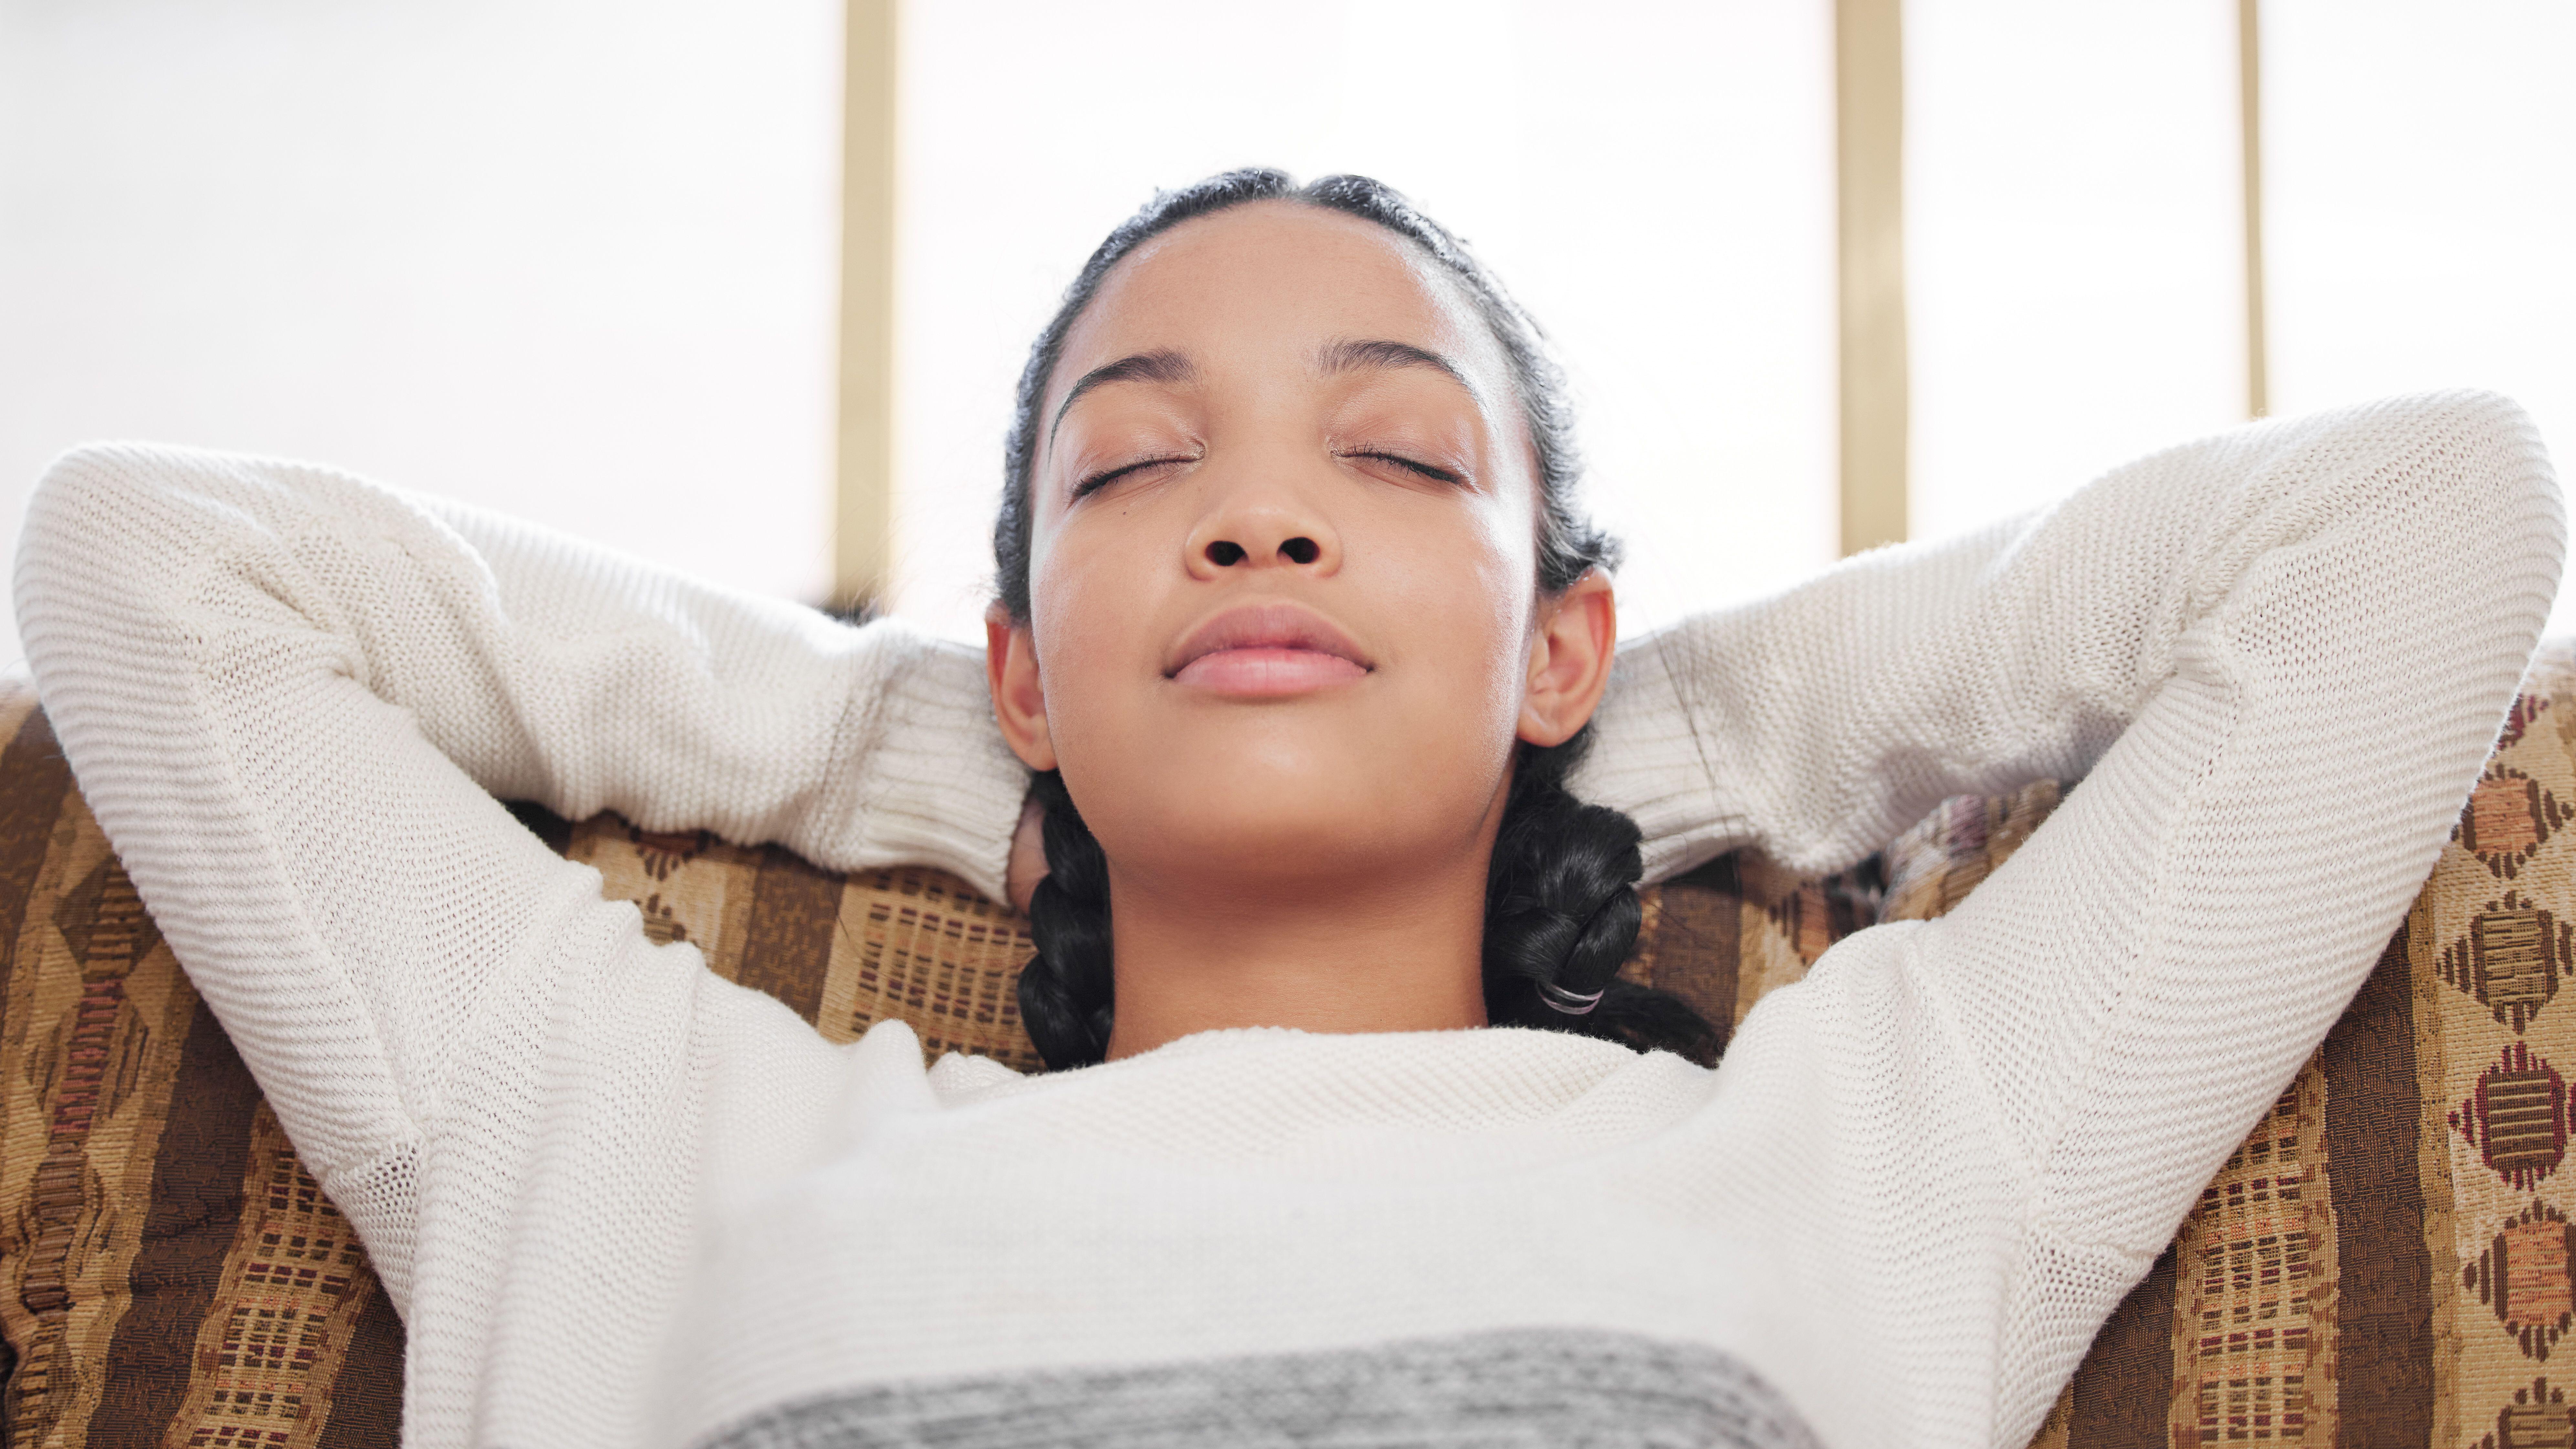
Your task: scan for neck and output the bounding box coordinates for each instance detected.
[1100,848,1493,1060]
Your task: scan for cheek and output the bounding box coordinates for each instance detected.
[1391,498,1534,700]
[1024,496,1173,736]
[1349,506,1535,811]
[1029,530,1118,686]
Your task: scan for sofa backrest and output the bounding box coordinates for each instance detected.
[7,651,2576,1446]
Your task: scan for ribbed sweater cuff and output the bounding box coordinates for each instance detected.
[1570,628,1750,884]
[850,636,1031,905]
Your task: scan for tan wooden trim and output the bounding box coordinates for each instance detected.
[1836,0,1909,556]
[2239,0,2270,419]
[835,0,898,611]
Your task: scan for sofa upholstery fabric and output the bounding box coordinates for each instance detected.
[5,650,2574,1445]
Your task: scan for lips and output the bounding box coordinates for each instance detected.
[1166,602,1373,696]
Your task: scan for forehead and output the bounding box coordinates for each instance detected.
[1049,201,1507,398]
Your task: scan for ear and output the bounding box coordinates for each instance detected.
[1517,569,1617,748]
[985,604,1059,772]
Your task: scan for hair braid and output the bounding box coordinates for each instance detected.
[1480,740,1639,1014]
[1015,770,1117,1070]
[1014,731,1724,1073]
[1480,737,1725,1063]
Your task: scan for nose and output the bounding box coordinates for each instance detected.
[1184,482,1343,579]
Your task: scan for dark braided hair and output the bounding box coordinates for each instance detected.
[1001,168,1724,1072]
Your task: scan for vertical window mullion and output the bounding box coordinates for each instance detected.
[837,0,899,614]
[1837,0,1912,556]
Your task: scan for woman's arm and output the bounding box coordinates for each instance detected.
[1576,392,2560,884]
[188,450,1026,890]
[1922,393,2555,1437]
[8,444,1024,1306]
[1621,392,2555,1444]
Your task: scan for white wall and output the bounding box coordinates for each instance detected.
[893,0,1841,643]
[0,0,843,671]
[11,3,2567,669]
[1907,0,2576,636]
[1907,0,2248,542]
[2264,0,2576,633]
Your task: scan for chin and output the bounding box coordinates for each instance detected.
[1069,735,1499,890]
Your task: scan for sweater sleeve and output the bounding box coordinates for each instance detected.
[1607,392,2557,1445]
[1574,495,2131,882]
[8,443,1027,1308]
[1575,393,2562,886]
[1941,395,2557,1442]
[18,445,1029,890]
[412,490,1030,891]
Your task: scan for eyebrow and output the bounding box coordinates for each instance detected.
[1045,338,1479,448]
[1049,349,1196,444]
[1317,337,1478,400]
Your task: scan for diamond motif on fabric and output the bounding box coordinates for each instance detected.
[2503,694,2556,750]
[2475,1376,2576,1449]
[52,856,162,973]
[2458,766,2576,880]
[2442,891,2576,1031]
[2456,1044,2572,1190]
[2466,1202,2576,1359]
[636,893,691,947]
[626,824,716,883]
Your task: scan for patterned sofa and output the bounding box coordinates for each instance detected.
[7,650,2576,1449]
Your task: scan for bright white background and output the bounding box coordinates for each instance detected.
[1904,0,2576,637]
[891,0,1839,643]
[0,0,844,670]
[2264,0,2576,508]
[4,1,2571,666]
[1906,0,2247,542]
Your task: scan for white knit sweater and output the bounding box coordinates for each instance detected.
[12,393,2560,1449]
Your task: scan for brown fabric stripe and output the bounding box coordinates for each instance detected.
[736,843,841,1025]
[1648,855,1745,1041]
[20,976,128,1321]
[158,1105,383,1446]
[85,995,264,1448]
[0,696,43,1435]
[2322,926,2434,1447]
[2067,1243,2177,1448]
[313,1274,405,1449]
[0,704,73,1014]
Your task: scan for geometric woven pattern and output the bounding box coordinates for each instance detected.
[0,682,1059,1445]
[10,646,2576,1447]
[557,814,1045,1070]
[1618,845,1880,1041]
[2436,890,2573,1033]
[2015,642,2576,1449]
[0,683,406,1449]
[2430,646,2576,1448]
[0,685,223,1444]
[163,1105,383,1448]
[1881,778,2062,925]
[2172,1071,2335,1444]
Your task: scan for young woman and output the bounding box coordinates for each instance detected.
[14,170,2559,1449]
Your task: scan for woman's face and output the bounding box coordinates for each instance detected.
[988,201,1611,893]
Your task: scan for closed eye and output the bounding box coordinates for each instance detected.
[1073,456,1193,500]
[1346,451,1467,486]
